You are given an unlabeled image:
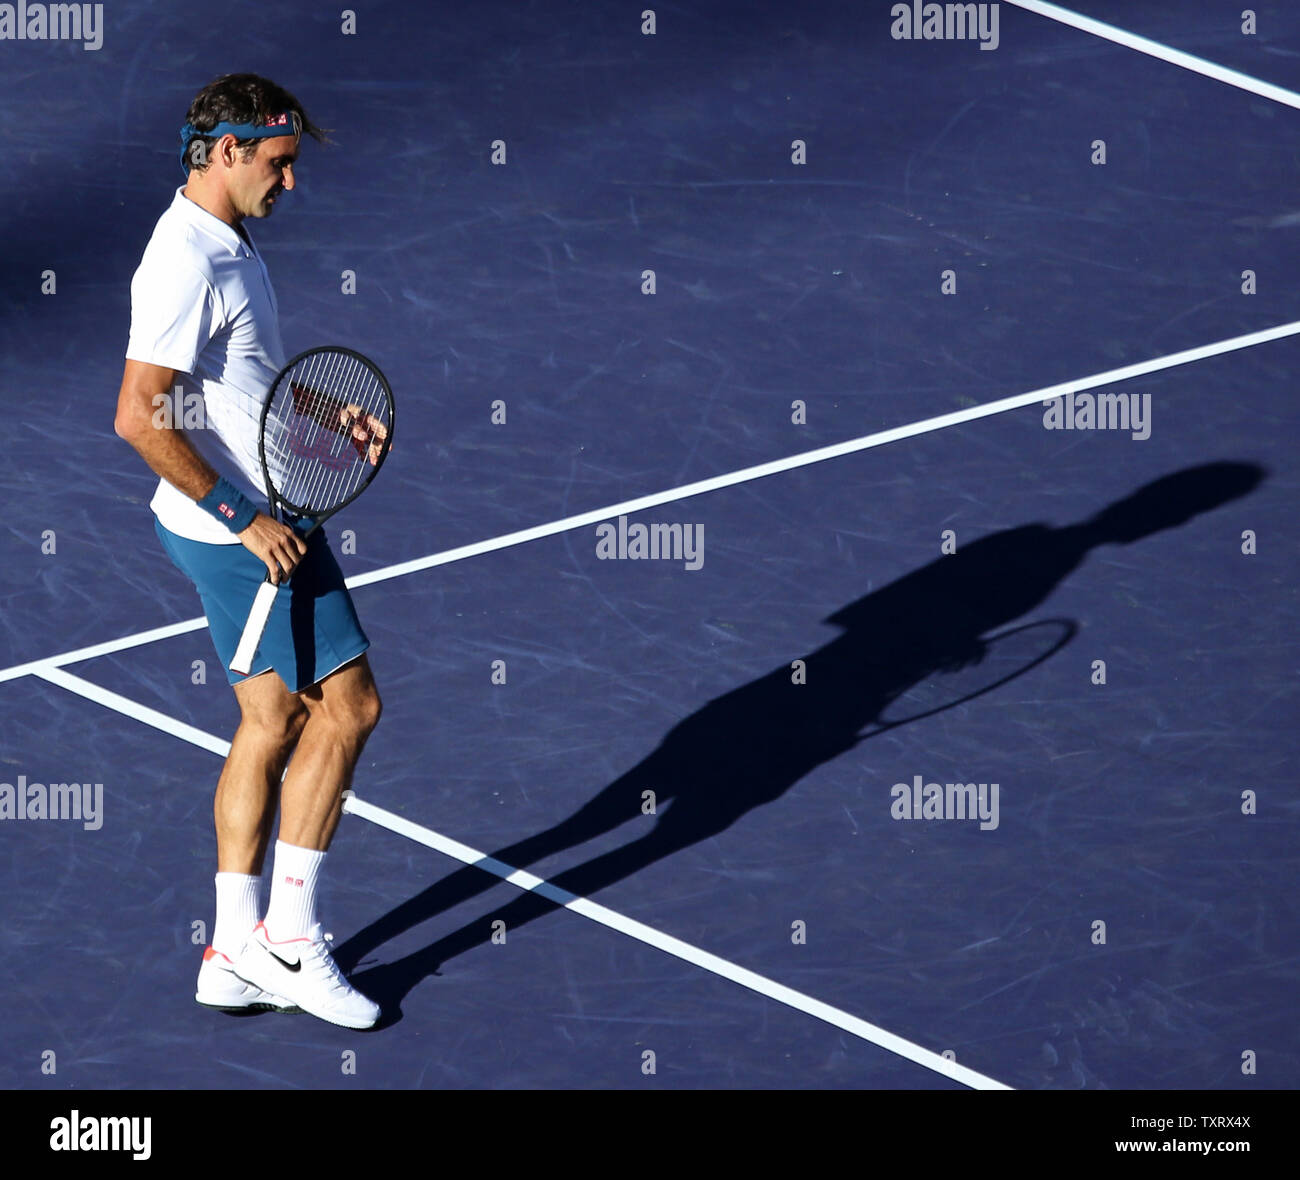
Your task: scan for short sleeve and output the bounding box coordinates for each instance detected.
[125,251,222,375]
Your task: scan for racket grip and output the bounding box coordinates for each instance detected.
[230,579,279,676]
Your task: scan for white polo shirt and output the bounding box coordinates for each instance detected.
[126,186,285,544]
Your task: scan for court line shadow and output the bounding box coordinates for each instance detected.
[334,461,1264,1018]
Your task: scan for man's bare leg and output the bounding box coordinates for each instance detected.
[218,671,309,874]
[277,653,383,852]
[255,653,382,942]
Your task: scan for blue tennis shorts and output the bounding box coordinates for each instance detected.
[155,518,369,693]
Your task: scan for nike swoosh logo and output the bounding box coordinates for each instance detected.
[262,943,302,973]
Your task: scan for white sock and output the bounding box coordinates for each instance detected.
[212,872,261,957]
[263,840,326,940]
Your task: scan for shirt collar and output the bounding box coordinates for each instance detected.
[170,186,256,259]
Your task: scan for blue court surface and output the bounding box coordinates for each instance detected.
[1,0,1297,1096]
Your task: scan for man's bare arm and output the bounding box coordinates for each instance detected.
[114,359,306,582]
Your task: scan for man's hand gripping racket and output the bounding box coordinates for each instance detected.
[230,346,395,676]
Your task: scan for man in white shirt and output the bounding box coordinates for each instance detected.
[115,74,382,1030]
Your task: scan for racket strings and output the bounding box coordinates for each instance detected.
[263,350,391,514]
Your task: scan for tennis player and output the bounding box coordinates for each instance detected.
[114,74,382,1029]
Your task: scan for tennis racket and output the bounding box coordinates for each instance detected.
[229,346,395,676]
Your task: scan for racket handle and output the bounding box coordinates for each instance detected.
[230,579,280,676]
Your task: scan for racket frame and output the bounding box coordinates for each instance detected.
[257,345,395,521]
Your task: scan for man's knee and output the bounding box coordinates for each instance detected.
[303,664,381,746]
[353,682,382,740]
[236,684,309,750]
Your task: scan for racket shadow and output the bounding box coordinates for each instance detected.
[336,460,1265,1018]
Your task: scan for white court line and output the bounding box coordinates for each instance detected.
[343,316,1300,587]
[340,792,1012,1090]
[21,662,1010,1088]
[1005,0,1300,111]
[32,666,234,757]
[5,314,1297,688]
[0,618,209,685]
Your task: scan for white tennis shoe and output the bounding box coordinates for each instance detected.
[232,921,380,1030]
[195,946,300,1013]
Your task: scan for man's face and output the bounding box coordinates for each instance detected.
[228,134,300,219]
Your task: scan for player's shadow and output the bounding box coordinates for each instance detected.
[334,461,1264,1019]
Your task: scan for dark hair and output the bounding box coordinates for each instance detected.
[183,73,328,173]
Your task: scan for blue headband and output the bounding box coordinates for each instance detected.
[179,111,301,171]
